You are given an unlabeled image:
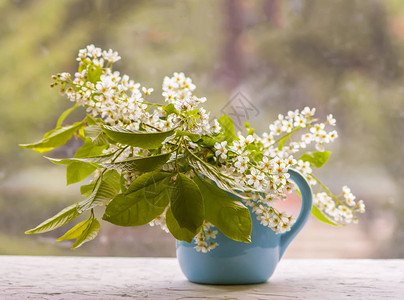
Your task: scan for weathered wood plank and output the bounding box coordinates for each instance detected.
[0,257,402,299]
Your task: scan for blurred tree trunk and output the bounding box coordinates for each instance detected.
[217,0,245,90]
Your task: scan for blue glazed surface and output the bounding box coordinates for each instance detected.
[176,169,313,284]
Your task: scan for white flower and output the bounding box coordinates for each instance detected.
[229,140,244,154]
[208,242,218,251]
[102,49,121,63]
[86,44,102,58]
[234,156,249,173]
[206,229,218,239]
[284,155,297,166]
[274,162,288,175]
[358,200,366,213]
[261,132,274,147]
[282,120,293,132]
[214,141,228,159]
[258,156,272,171]
[269,120,283,135]
[211,119,221,134]
[195,243,208,253]
[239,135,254,147]
[142,87,154,95]
[297,160,312,175]
[246,168,264,189]
[302,106,316,118]
[327,114,336,126]
[294,115,307,128]
[328,130,338,142]
[342,185,351,196]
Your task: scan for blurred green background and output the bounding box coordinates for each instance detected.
[1,0,403,257]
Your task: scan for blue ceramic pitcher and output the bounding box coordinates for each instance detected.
[176,169,312,284]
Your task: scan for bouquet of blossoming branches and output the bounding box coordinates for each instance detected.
[20,45,365,252]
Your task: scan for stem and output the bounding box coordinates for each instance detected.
[309,173,346,206]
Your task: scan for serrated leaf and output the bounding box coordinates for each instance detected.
[176,130,201,142]
[102,125,175,149]
[66,162,97,185]
[299,151,331,168]
[72,217,100,248]
[103,172,172,226]
[185,149,247,198]
[218,115,236,142]
[57,219,90,241]
[84,125,110,146]
[102,169,121,192]
[194,176,252,243]
[19,120,85,153]
[170,174,204,233]
[25,204,80,234]
[74,138,108,158]
[166,207,196,243]
[77,171,120,213]
[103,152,171,173]
[56,104,78,128]
[312,205,338,226]
[102,172,172,226]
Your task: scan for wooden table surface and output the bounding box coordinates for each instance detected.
[0,256,403,299]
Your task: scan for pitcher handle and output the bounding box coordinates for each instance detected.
[279,169,313,258]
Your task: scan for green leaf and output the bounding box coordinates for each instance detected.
[218,115,236,142]
[74,138,108,158]
[277,128,299,150]
[80,183,94,197]
[87,65,103,83]
[103,172,172,226]
[19,120,85,153]
[176,130,201,142]
[25,204,80,234]
[247,127,255,135]
[46,139,109,185]
[84,125,110,146]
[185,149,247,198]
[71,217,100,249]
[199,135,217,147]
[125,171,172,200]
[77,170,120,213]
[163,103,178,115]
[299,151,332,168]
[66,162,97,185]
[102,169,121,192]
[45,153,114,166]
[56,104,78,128]
[312,205,338,226]
[166,207,196,243]
[103,152,171,173]
[170,174,204,233]
[57,216,101,249]
[194,176,252,243]
[57,219,89,241]
[102,125,175,149]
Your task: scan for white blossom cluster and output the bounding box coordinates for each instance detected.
[194,222,219,253]
[210,107,365,244]
[51,45,365,253]
[314,186,365,224]
[160,72,221,135]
